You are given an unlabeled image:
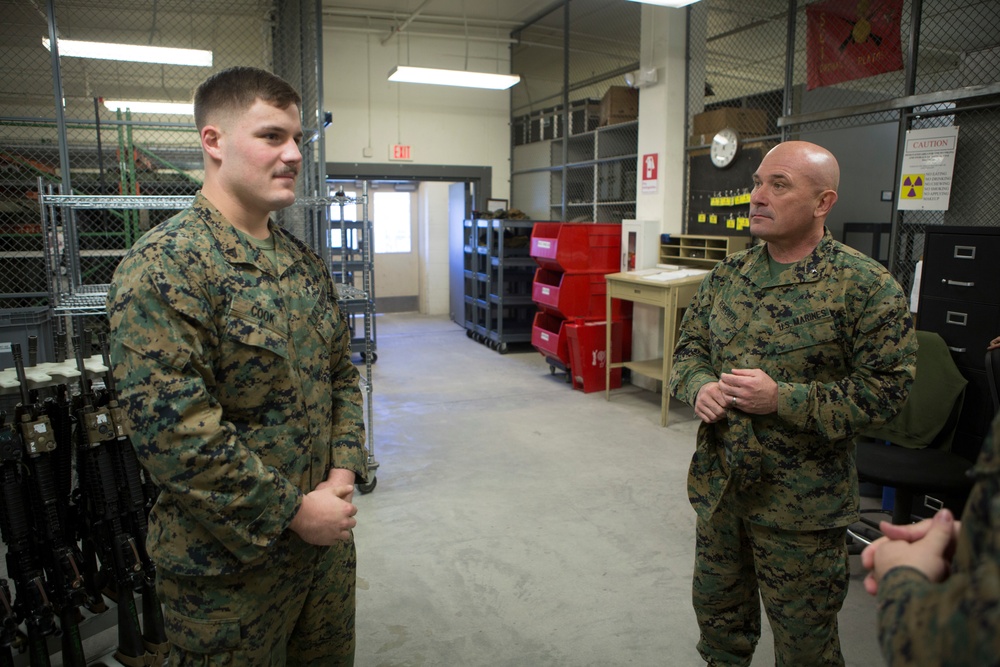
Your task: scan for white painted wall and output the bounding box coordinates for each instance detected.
[322,29,513,314]
[634,6,689,234]
[418,182,452,316]
[631,6,690,392]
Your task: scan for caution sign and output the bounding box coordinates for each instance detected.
[897,126,958,211]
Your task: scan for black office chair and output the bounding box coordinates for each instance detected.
[987,346,1000,415]
[847,331,972,550]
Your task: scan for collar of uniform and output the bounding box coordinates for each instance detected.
[193,191,274,268]
[742,227,833,287]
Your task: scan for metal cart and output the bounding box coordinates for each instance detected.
[327,184,379,493]
[327,184,377,362]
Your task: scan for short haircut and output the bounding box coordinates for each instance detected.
[193,66,301,130]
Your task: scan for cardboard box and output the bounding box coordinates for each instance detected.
[691,107,768,137]
[599,86,639,126]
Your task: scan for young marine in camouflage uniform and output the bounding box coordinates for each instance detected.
[862,410,1000,666]
[670,141,917,666]
[107,67,368,665]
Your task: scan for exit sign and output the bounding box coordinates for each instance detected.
[389,144,412,161]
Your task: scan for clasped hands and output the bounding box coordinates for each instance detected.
[861,508,961,596]
[289,468,358,546]
[694,368,779,423]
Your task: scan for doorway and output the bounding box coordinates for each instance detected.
[325,163,491,322]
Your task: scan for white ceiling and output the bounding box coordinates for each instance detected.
[2,0,993,119]
[321,0,554,36]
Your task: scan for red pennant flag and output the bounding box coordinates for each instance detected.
[806,0,904,91]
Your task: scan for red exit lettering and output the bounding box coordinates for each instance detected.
[390,144,412,161]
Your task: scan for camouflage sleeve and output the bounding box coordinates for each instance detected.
[775,274,916,440]
[876,414,1000,665]
[326,281,368,482]
[876,564,1000,666]
[109,255,302,564]
[669,275,720,405]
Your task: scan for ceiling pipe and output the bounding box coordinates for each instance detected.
[324,7,521,30]
[324,23,518,45]
[380,0,434,45]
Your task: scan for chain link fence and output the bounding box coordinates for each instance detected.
[685,0,999,291]
[510,0,641,223]
[892,0,1000,296]
[686,0,787,236]
[1,0,326,352]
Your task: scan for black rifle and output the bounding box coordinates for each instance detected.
[1,577,23,667]
[0,366,55,667]
[95,333,168,664]
[12,345,88,667]
[71,334,147,667]
[43,327,75,515]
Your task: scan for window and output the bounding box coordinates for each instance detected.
[372,191,411,254]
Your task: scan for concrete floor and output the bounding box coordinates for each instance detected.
[351,312,884,666]
[4,311,886,666]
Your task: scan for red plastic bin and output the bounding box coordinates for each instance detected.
[531,311,572,366]
[530,222,622,273]
[566,319,627,393]
[532,268,607,319]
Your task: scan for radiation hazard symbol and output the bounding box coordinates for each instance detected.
[901,174,924,199]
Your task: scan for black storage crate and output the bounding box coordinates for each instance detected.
[0,306,54,368]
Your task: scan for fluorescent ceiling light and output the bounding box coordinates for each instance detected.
[388,66,520,90]
[103,100,194,115]
[626,0,701,7]
[42,37,212,67]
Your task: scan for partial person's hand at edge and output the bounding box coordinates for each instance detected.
[861,508,958,596]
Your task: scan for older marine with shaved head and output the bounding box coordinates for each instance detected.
[670,140,917,666]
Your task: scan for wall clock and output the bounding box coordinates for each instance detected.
[710,127,740,168]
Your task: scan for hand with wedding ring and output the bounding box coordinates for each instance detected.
[718,368,779,416]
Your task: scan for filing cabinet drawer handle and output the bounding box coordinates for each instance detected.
[945,311,968,326]
[948,346,967,353]
[942,279,975,287]
[953,245,976,259]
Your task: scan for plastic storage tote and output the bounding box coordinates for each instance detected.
[531,311,572,366]
[532,268,607,319]
[530,222,622,273]
[0,306,54,368]
[566,319,626,393]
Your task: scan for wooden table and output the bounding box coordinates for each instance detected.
[604,271,706,426]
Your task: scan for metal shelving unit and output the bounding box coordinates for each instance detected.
[37,186,381,492]
[463,218,538,353]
